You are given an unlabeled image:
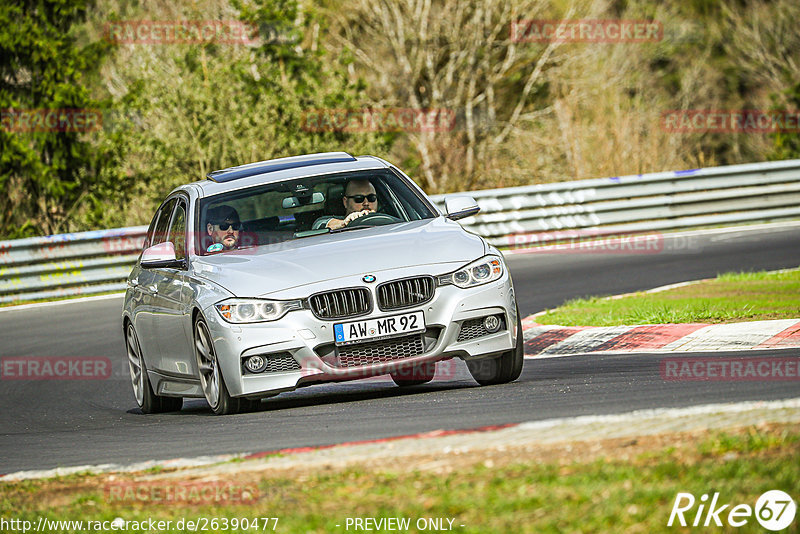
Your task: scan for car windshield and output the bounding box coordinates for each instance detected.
[196,169,437,255]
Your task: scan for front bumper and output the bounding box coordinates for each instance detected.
[204,273,518,398]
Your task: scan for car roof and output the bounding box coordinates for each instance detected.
[177,153,389,198]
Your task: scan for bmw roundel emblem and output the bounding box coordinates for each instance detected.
[362,274,376,283]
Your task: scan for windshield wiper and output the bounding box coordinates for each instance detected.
[293,228,330,238]
[330,225,372,234]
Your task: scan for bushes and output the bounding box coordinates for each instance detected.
[1,0,798,238]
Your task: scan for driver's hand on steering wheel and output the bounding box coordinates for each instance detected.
[327,209,374,230]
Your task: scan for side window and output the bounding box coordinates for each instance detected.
[143,210,160,250]
[168,201,187,261]
[151,198,177,246]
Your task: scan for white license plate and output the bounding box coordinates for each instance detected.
[334,311,425,345]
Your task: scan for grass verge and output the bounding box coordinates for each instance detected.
[536,268,800,326]
[0,424,797,533]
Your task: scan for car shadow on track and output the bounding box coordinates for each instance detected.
[177,379,481,416]
[124,360,546,416]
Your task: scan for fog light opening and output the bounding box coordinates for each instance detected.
[244,355,267,374]
[483,315,501,333]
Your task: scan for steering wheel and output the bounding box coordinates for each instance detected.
[347,212,402,227]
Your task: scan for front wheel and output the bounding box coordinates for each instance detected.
[126,323,183,414]
[466,310,524,386]
[194,316,248,415]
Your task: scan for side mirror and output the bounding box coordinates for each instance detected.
[141,242,185,269]
[444,195,480,220]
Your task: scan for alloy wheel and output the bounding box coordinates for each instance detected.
[194,319,220,409]
[126,324,144,406]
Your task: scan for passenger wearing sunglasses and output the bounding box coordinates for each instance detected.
[314,179,378,231]
[206,205,242,251]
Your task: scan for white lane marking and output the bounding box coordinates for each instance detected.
[506,220,800,255]
[0,292,125,313]
[0,453,246,482]
[525,267,800,319]
[4,398,798,482]
[515,397,800,432]
[661,319,800,352]
[524,345,800,359]
[656,220,800,239]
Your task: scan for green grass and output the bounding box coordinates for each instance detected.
[0,426,797,533]
[536,268,800,326]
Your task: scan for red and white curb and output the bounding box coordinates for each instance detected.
[522,317,800,357]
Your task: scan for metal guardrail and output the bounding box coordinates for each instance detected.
[430,159,800,248]
[0,228,147,304]
[2,159,799,304]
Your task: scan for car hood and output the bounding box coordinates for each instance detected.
[191,218,486,297]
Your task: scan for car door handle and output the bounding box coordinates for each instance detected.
[147,285,159,295]
[128,279,139,288]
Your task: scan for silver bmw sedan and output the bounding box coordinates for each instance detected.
[122,152,522,415]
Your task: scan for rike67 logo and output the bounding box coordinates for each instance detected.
[668,490,796,530]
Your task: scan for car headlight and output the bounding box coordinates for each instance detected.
[437,255,504,288]
[215,298,303,323]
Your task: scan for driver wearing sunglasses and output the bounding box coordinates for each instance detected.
[316,179,378,231]
[206,205,242,251]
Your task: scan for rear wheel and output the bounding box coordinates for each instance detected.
[126,323,183,414]
[194,316,248,415]
[466,310,524,386]
[391,362,436,386]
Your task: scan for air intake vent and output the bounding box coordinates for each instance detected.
[263,353,301,372]
[242,352,301,374]
[377,276,435,311]
[309,288,371,320]
[336,333,425,368]
[456,316,505,342]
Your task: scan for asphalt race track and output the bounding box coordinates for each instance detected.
[1,223,799,473]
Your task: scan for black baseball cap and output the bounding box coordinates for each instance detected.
[207,205,240,224]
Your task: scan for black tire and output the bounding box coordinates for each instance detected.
[391,362,436,386]
[194,316,248,415]
[125,323,183,414]
[466,310,524,386]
